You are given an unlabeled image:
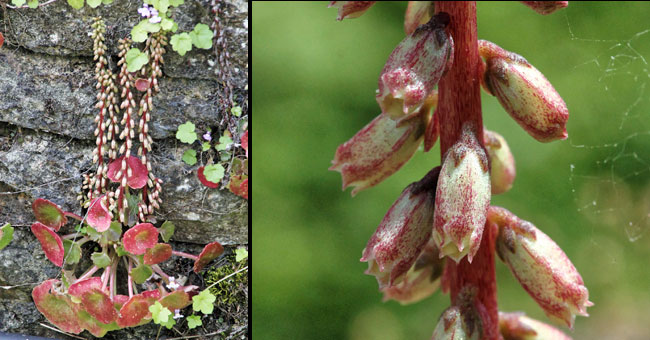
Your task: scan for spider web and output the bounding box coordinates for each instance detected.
[564,12,650,243]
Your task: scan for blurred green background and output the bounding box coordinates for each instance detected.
[253,2,650,339]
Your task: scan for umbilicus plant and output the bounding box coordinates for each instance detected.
[329,2,592,339]
[28,17,223,337]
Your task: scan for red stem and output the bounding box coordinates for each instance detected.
[171,250,198,261]
[435,2,498,339]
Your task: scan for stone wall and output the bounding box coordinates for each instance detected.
[0,0,248,338]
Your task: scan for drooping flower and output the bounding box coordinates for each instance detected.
[499,311,571,340]
[490,206,592,328]
[377,13,453,121]
[480,40,569,142]
[431,287,482,340]
[433,123,491,263]
[328,1,376,21]
[403,1,435,35]
[329,110,426,196]
[520,1,568,15]
[361,168,438,288]
[483,129,516,195]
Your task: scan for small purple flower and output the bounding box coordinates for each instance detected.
[138,4,151,18]
[149,8,162,23]
[173,309,183,319]
[203,131,212,141]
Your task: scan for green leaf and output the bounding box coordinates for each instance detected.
[201,142,211,152]
[161,316,176,329]
[125,48,149,73]
[159,221,175,243]
[176,121,197,144]
[102,0,113,4]
[170,33,192,56]
[11,0,26,6]
[149,301,171,324]
[161,17,174,31]
[131,19,161,43]
[157,0,169,13]
[220,151,231,162]
[67,0,84,9]
[187,314,202,329]
[182,149,197,165]
[169,0,183,6]
[203,164,225,184]
[91,252,111,268]
[115,245,128,257]
[189,23,213,49]
[27,0,38,8]
[131,263,153,284]
[106,221,122,243]
[62,240,82,264]
[231,106,242,117]
[235,247,248,262]
[86,226,102,242]
[0,223,14,250]
[171,22,178,33]
[192,289,216,315]
[216,135,233,151]
[86,0,101,7]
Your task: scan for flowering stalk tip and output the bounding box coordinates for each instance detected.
[433,123,490,263]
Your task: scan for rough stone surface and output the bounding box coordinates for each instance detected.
[0,1,248,338]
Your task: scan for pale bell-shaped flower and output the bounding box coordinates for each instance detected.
[433,123,490,263]
[377,13,453,121]
[480,40,568,142]
[431,287,481,340]
[490,206,593,328]
[484,129,516,195]
[499,311,572,340]
[328,1,376,21]
[520,1,568,15]
[329,111,425,196]
[381,238,444,304]
[404,1,435,35]
[361,167,438,288]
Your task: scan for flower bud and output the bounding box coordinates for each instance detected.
[329,111,425,196]
[490,206,592,328]
[521,1,568,15]
[328,1,376,21]
[381,238,444,304]
[484,129,515,194]
[433,123,490,263]
[404,1,435,35]
[480,40,568,142]
[431,287,481,340]
[377,13,453,121]
[361,169,437,288]
[499,311,572,340]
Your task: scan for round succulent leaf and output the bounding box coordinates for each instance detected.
[241,130,248,158]
[31,222,64,267]
[159,221,175,243]
[0,223,14,250]
[68,277,103,297]
[123,223,159,255]
[91,251,111,268]
[62,239,82,264]
[197,166,219,188]
[144,243,172,265]
[159,290,190,310]
[81,288,119,324]
[108,156,149,189]
[76,309,118,338]
[228,175,248,199]
[87,196,112,232]
[32,198,68,231]
[193,241,224,273]
[32,279,84,334]
[117,295,152,328]
[131,263,154,284]
[135,78,150,91]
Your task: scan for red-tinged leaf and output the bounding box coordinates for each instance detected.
[80,288,118,324]
[68,277,102,297]
[113,294,129,309]
[87,196,112,232]
[135,78,150,91]
[31,222,64,267]
[32,279,84,334]
[159,290,191,310]
[193,241,224,273]
[228,175,248,199]
[123,223,159,255]
[197,166,219,188]
[107,156,149,189]
[144,243,172,265]
[0,32,4,49]
[76,309,119,337]
[241,130,248,158]
[117,295,151,328]
[32,198,67,231]
[141,289,161,300]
